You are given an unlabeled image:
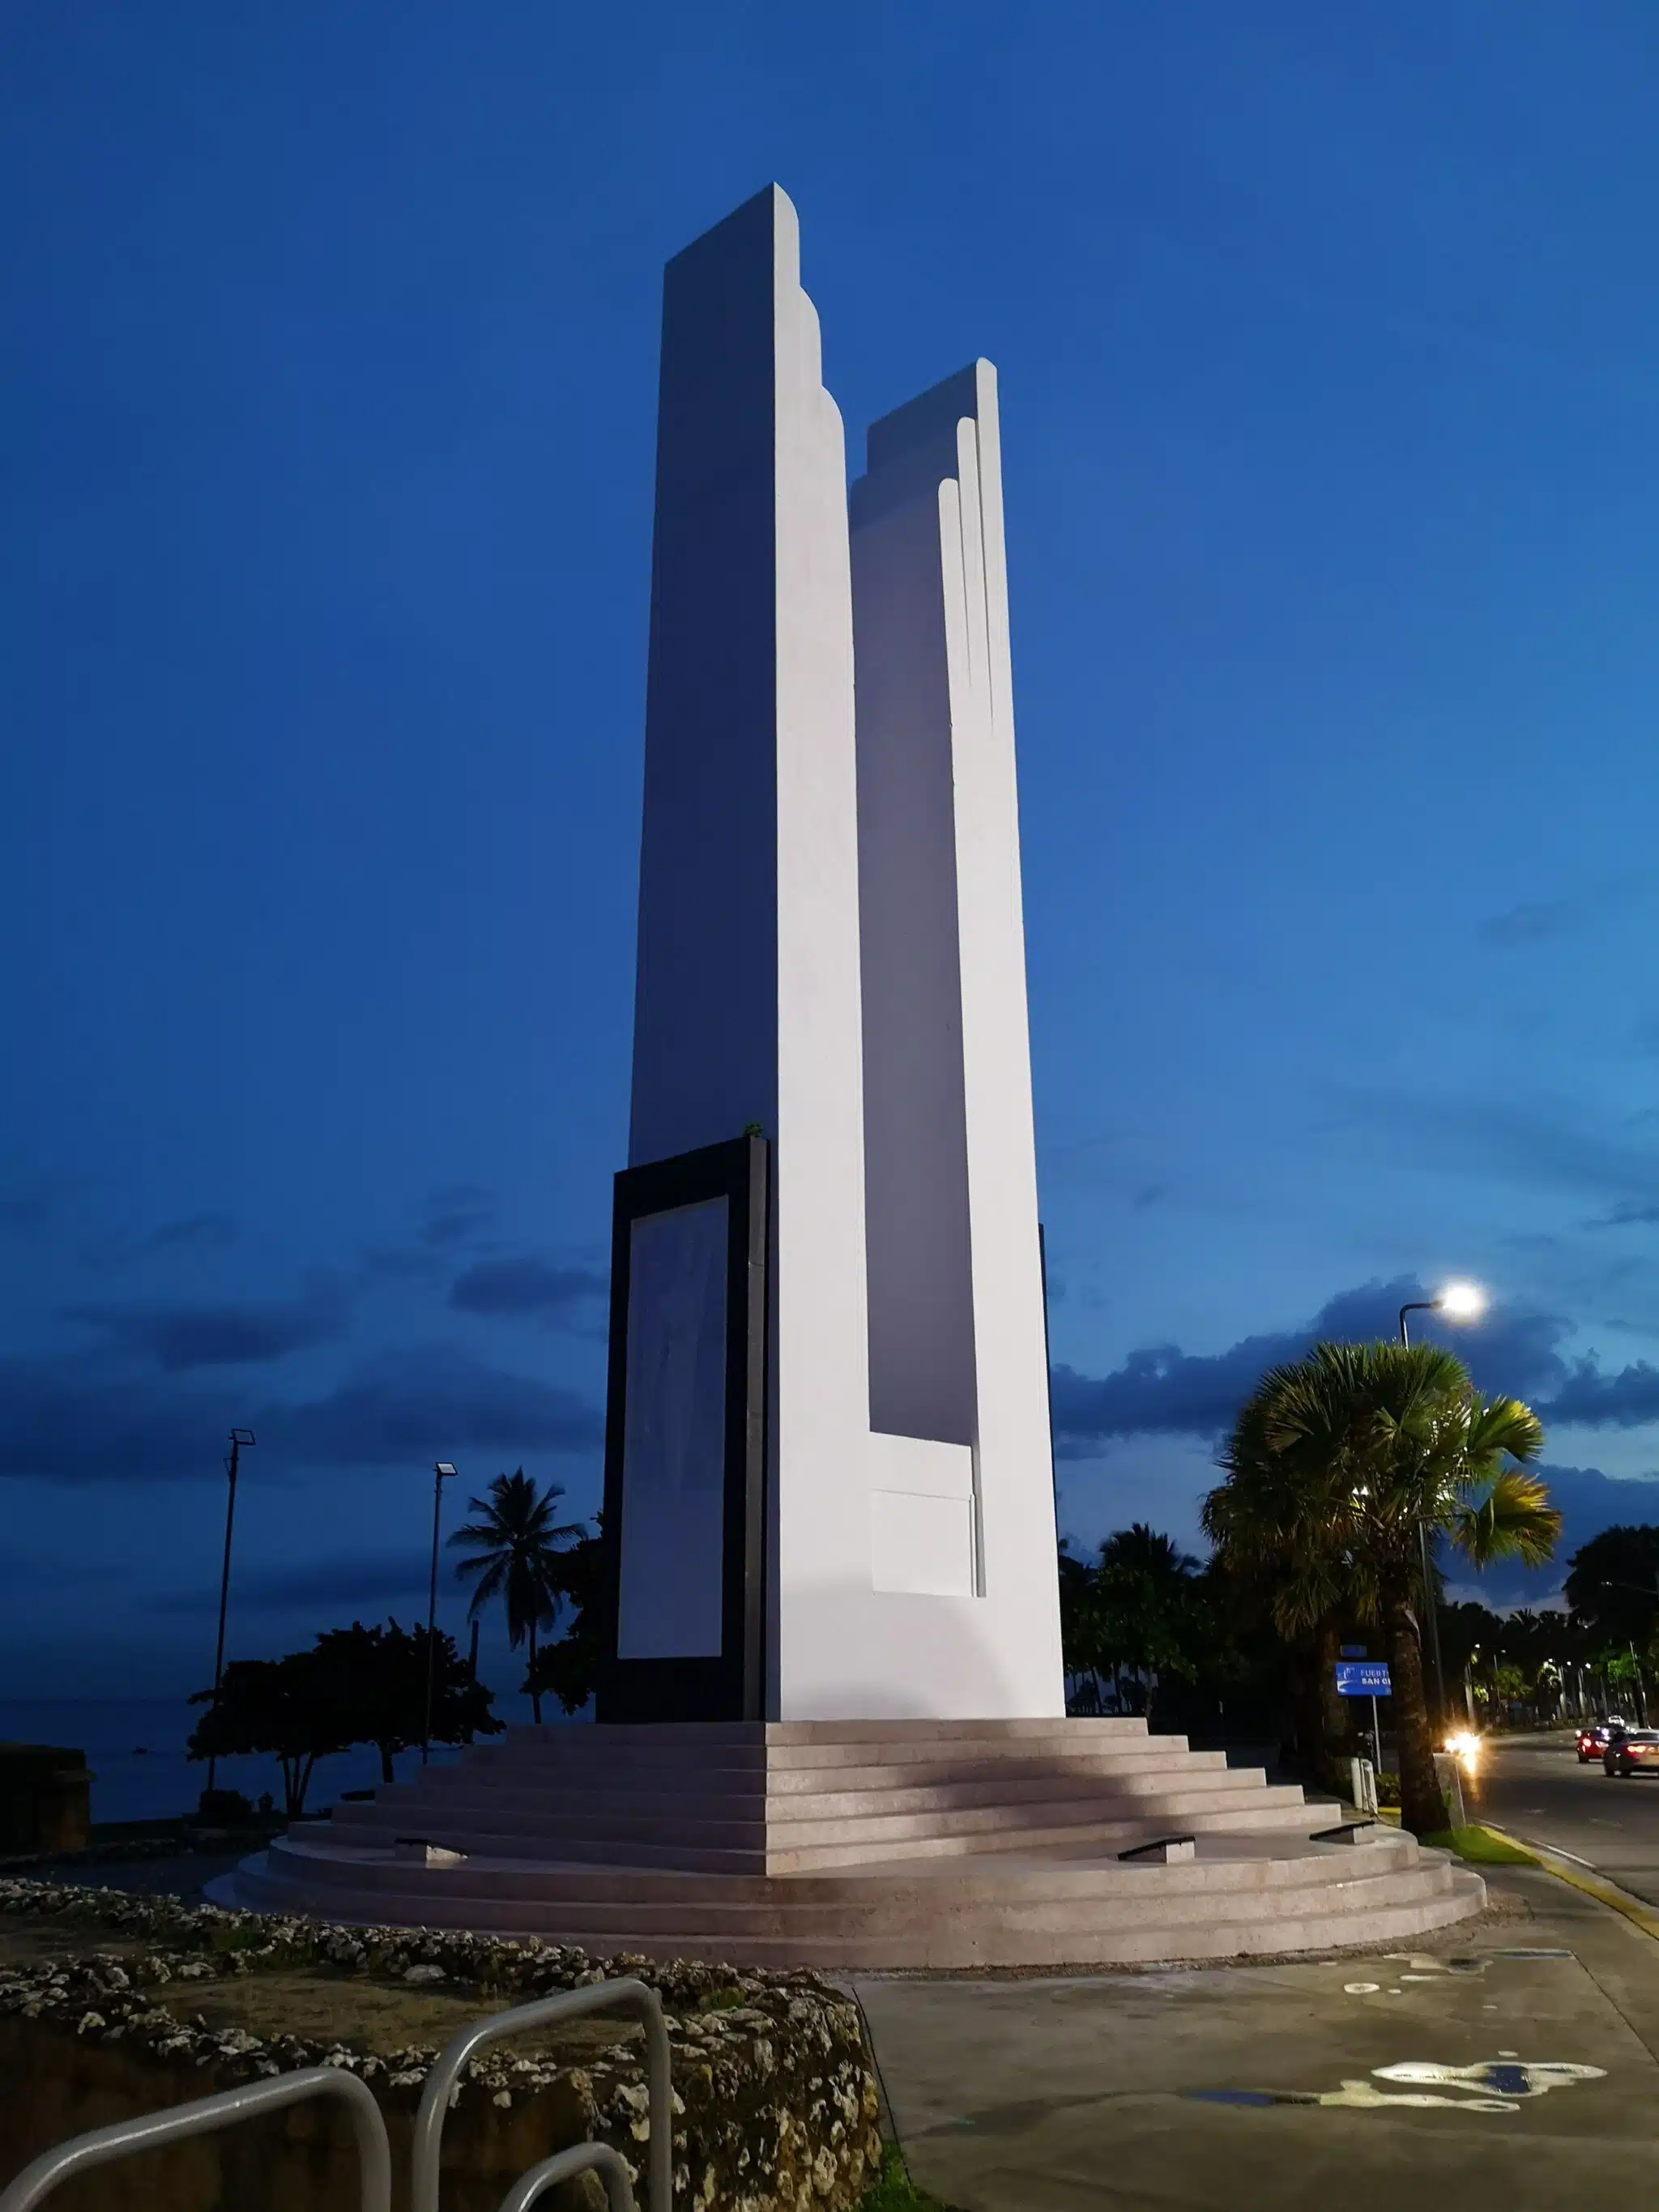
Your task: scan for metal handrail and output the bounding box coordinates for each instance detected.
[0,2066,391,2212]
[412,1977,672,2212]
[498,2142,638,2212]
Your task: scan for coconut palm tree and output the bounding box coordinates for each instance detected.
[1205,1387,1362,1767]
[1205,1340,1558,1837]
[447,1469,587,1723]
[1086,1524,1209,1721]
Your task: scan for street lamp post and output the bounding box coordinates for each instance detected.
[1399,1283,1486,1738]
[207,1428,256,1800]
[424,1463,458,1766]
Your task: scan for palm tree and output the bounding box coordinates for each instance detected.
[447,1470,587,1723]
[1102,1523,1199,1583]
[1057,1541,1103,1712]
[1094,1524,1205,1723]
[1205,1340,1558,1837]
[1204,1409,1358,1768]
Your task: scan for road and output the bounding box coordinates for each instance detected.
[1472,1728,1659,1905]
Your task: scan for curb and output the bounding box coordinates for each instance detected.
[1481,1822,1659,1944]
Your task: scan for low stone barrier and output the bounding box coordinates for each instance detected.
[0,1878,880,2212]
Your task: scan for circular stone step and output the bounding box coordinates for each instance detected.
[205,1721,1485,1967]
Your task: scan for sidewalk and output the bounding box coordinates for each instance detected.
[853,1862,1659,2210]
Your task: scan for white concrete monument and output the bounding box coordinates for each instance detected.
[600,185,1064,1724]
[220,189,1480,1965]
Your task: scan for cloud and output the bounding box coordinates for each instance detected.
[1542,1360,1659,1430]
[1479,897,1585,947]
[0,1344,602,1481]
[62,1276,348,1370]
[421,1187,496,1249]
[450,1256,608,1319]
[356,1245,443,1282]
[1479,871,1652,950]
[78,1213,237,1272]
[0,1174,90,1234]
[352,1194,504,1284]
[1456,1461,1659,1607]
[1050,1276,1572,1448]
[149,1551,433,1616]
[0,1357,247,1482]
[262,1345,603,1465]
[1586,1200,1659,1230]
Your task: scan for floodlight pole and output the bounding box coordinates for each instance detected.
[424,1464,458,1766]
[207,1429,256,1797]
[1398,1303,1449,1731]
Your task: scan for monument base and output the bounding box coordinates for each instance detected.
[211,1720,1482,1968]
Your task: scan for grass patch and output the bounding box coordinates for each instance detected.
[207,1921,267,1954]
[857,2144,961,2211]
[1421,1825,1537,1865]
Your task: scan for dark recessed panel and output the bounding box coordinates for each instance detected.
[598,1132,768,1723]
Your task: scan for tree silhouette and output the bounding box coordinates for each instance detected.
[447,1469,587,1722]
[521,1527,605,1717]
[1207,1339,1557,1837]
[187,1653,344,1818]
[189,1622,504,1811]
[311,1619,501,1780]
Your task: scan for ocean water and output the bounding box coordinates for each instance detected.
[0,1698,471,1826]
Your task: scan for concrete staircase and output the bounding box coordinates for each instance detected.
[325,1717,1323,1873]
[213,1718,1486,1968]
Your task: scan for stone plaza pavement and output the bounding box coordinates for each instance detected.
[851,1862,1659,2210]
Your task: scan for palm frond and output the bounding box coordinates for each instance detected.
[456,1555,508,1617]
[1463,1393,1546,1468]
[1451,1468,1562,1570]
[450,1544,504,1579]
[447,1519,508,1550]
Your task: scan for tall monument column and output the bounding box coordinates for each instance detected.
[602,185,1063,1723]
[604,185,874,1723]
[221,187,1433,1968]
[847,361,1064,1717]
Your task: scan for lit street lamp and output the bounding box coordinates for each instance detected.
[207,1428,256,1801]
[424,1463,458,1766]
[1399,1283,1488,1734]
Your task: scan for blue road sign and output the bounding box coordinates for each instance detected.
[1335,1660,1392,1697]
[1339,1644,1367,1659]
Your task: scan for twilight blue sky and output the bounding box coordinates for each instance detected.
[6,2,1659,1698]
